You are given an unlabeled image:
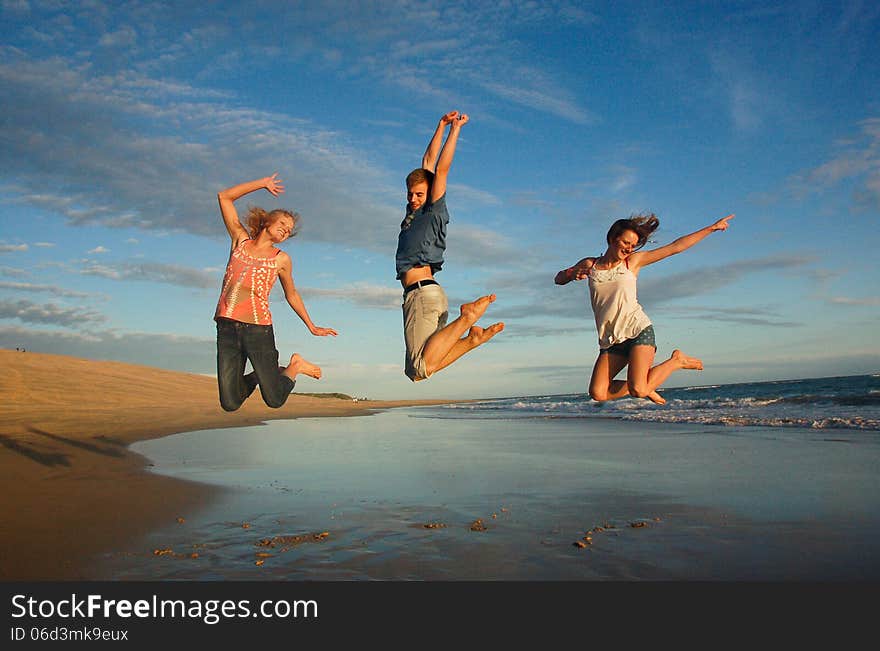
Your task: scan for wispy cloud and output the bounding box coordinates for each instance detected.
[709,52,770,133]
[827,296,880,307]
[0,51,398,248]
[0,244,28,253]
[0,265,27,277]
[479,75,594,125]
[0,298,106,327]
[789,117,880,211]
[448,183,502,207]
[0,1,593,275]
[0,281,90,298]
[638,255,813,307]
[302,282,401,310]
[488,254,815,326]
[79,261,217,289]
[661,305,800,328]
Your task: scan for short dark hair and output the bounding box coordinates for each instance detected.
[406,167,435,189]
[606,213,659,250]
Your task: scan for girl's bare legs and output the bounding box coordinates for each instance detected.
[589,346,700,404]
[419,294,504,379]
[282,353,322,380]
[626,347,702,401]
[589,350,631,401]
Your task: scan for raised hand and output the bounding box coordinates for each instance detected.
[264,173,285,197]
[440,111,459,125]
[711,214,734,231]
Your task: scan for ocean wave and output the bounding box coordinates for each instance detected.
[664,397,781,410]
[621,411,880,431]
[772,394,880,407]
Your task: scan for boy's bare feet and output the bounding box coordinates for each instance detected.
[282,353,322,380]
[467,322,505,346]
[459,294,496,326]
[647,390,666,405]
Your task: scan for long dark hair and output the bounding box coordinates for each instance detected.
[606,213,659,250]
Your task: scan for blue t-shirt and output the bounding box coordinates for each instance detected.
[395,194,449,280]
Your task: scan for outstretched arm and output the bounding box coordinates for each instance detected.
[630,214,734,272]
[218,173,285,244]
[276,254,338,337]
[555,257,596,285]
[430,112,468,202]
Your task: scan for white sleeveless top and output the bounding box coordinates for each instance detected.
[587,260,652,349]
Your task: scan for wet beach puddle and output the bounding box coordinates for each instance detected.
[97,408,880,580]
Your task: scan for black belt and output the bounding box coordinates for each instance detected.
[404,279,439,295]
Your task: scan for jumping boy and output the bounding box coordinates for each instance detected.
[396,111,504,381]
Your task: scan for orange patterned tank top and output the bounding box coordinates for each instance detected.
[214,239,280,325]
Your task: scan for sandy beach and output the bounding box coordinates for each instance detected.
[4,349,878,582]
[0,349,444,581]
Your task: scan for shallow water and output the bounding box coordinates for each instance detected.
[98,407,880,580]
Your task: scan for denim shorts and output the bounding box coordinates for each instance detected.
[600,325,656,357]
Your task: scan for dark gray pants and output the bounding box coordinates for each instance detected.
[216,319,295,411]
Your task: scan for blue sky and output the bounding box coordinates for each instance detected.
[1,0,878,400]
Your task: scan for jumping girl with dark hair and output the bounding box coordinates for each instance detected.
[214,174,337,411]
[556,212,733,404]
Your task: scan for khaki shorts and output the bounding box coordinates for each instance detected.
[402,283,448,380]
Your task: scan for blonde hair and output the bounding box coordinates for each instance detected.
[246,207,300,239]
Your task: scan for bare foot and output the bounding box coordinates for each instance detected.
[282,353,322,380]
[467,322,505,346]
[647,390,666,405]
[459,294,496,325]
[671,349,703,370]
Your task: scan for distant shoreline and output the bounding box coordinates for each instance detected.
[0,349,453,580]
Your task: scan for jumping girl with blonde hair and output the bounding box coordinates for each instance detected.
[556,212,733,405]
[214,173,337,411]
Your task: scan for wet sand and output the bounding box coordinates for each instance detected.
[5,349,879,582]
[102,409,880,581]
[0,349,446,580]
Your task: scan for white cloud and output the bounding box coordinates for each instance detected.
[827,296,880,307]
[1,0,30,15]
[448,183,502,206]
[0,298,106,327]
[98,26,137,48]
[788,117,880,210]
[0,265,27,277]
[79,261,217,289]
[0,52,399,249]
[88,246,109,254]
[302,282,400,310]
[0,280,90,298]
[479,76,594,126]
